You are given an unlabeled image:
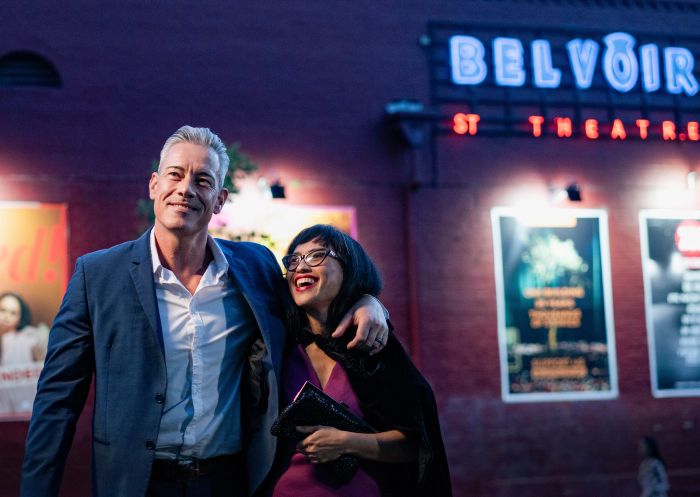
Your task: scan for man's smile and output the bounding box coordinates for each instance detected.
[168,200,199,211]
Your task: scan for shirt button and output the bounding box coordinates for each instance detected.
[145,440,156,450]
[155,393,165,404]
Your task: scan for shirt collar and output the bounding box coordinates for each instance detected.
[150,229,229,284]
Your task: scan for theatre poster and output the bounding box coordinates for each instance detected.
[0,202,68,420]
[640,211,700,397]
[492,208,618,402]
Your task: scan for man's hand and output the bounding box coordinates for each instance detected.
[332,295,388,355]
[296,426,349,464]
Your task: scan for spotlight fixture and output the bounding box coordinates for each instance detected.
[384,99,441,149]
[565,182,582,202]
[270,180,286,199]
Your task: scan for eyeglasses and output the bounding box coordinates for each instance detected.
[282,248,341,271]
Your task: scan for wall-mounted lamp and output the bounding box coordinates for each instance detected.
[270,179,286,199]
[550,181,583,203]
[565,182,582,201]
[384,99,441,149]
[688,171,697,192]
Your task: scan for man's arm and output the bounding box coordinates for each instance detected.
[21,258,95,497]
[331,294,391,355]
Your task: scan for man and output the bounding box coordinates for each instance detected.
[21,126,388,497]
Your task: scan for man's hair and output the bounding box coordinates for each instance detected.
[284,224,382,335]
[159,125,230,188]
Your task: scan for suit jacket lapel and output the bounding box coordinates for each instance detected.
[220,243,274,353]
[129,229,164,353]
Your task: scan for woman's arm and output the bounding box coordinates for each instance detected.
[296,426,417,464]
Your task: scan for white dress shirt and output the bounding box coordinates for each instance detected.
[150,231,256,460]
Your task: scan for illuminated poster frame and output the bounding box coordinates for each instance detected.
[210,201,357,265]
[492,207,618,402]
[639,210,700,398]
[0,202,69,421]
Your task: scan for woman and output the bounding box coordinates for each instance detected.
[266,224,451,497]
[638,436,670,497]
[0,292,45,366]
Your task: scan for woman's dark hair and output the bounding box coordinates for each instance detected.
[284,224,382,338]
[0,292,32,331]
[641,436,665,467]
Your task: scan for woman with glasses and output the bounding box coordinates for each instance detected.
[264,224,451,497]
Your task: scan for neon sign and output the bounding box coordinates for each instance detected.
[453,113,700,141]
[450,31,699,96]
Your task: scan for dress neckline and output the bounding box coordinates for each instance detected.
[298,344,339,392]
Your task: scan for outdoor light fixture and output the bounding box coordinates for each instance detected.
[384,99,440,149]
[549,181,583,203]
[566,182,582,201]
[270,179,286,199]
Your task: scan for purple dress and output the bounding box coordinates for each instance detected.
[269,344,384,497]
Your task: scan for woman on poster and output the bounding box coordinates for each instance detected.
[263,224,451,497]
[0,292,49,415]
[0,292,47,366]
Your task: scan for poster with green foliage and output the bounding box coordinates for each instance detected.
[492,208,618,402]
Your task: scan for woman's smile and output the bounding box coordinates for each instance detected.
[293,275,319,291]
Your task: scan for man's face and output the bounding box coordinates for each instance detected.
[149,142,228,237]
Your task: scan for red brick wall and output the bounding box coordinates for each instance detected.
[423,137,700,495]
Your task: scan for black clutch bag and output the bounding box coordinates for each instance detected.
[271,381,375,483]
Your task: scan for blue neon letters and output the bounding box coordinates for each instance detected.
[602,33,638,92]
[450,35,487,84]
[532,40,562,88]
[566,39,599,89]
[449,31,699,97]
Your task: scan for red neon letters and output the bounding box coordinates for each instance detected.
[453,113,480,135]
[451,112,700,141]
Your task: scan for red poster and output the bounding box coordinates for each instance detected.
[0,203,68,420]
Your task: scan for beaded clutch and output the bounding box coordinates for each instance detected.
[271,381,375,483]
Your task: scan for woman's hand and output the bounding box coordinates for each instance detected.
[297,426,417,464]
[296,426,350,464]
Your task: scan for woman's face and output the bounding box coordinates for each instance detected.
[0,295,22,333]
[286,239,344,318]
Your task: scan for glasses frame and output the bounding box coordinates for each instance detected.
[282,248,342,272]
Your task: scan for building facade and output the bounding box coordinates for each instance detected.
[1,1,700,496]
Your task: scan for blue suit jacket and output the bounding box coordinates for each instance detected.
[21,230,288,497]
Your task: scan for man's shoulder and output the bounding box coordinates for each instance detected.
[214,239,282,274]
[214,238,273,258]
[78,237,144,267]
